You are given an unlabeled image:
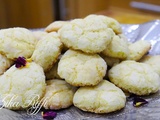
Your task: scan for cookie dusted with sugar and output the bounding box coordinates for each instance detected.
[42,79,77,110]
[0,59,46,110]
[127,40,151,61]
[102,34,129,59]
[108,60,160,95]
[0,27,37,60]
[31,32,63,72]
[73,80,126,113]
[45,21,69,32]
[84,14,122,34]
[58,15,114,54]
[0,54,13,75]
[140,55,160,75]
[58,49,107,86]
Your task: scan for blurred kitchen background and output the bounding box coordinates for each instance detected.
[0,0,160,28]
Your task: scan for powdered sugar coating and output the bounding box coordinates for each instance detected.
[58,49,107,86]
[73,80,126,113]
[108,60,160,95]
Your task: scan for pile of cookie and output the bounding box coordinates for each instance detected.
[0,14,160,114]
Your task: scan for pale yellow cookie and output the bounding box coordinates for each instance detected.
[73,80,126,113]
[42,79,76,110]
[127,40,151,61]
[45,21,69,32]
[0,27,37,60]
[102,34,129,59]
[31,32,63,72]
[139,55,160,75]
[84,14,122,34]
[108,60,160,95]
[58,49,107,86]
[0,54,13,75]
[0,62,46,110]
[58,17,114,54]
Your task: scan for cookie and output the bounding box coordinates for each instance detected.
[84,14,122,34]
[0,27,37,59]
[45,21,69,32]
[108,60,160,95]
[31,32,63,72]
[127,40,151,61]
[58,49,107,86]
[42,79,76,110]
[0,62,46,110]
[73,80,126,113]
[140,55,160,75]
[102,34,129,59]
[58,17,114,54]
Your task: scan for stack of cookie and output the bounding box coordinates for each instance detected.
[0,14,159,114]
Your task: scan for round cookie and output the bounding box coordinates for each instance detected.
[58,16,114,54]
[102,34,129,59]
[73,80,126,113]
[42,79,76,110]
[127,40,151,61]
[45,21,69,32]
[31,32,63,72]
[0,62,46,110]
[0,54,13,75]
[84,14,122,34]
[58,49,107,86]
[108,60,160,95]
[0,27,37,60]
[139,55,160,75]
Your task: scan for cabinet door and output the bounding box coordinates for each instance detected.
[0,0,54,28]
[65,0,108,19]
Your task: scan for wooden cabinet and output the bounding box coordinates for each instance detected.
[64,0,108,19]
[0,0,54,28]
[0,0,159,28]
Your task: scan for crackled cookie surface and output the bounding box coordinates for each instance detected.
[45,21,69,32]
[140,55,160,75]
[0,27,37,59]
[73,80,126,113]
[42,79,76,110]
[0,62,46,110]
[58,49,107,86]
[31,32,63,72]
[108,60,160,95]
[58,16,114,54]
[102,34,129,59]
[127,40,151,61]
[84,14,122,34]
